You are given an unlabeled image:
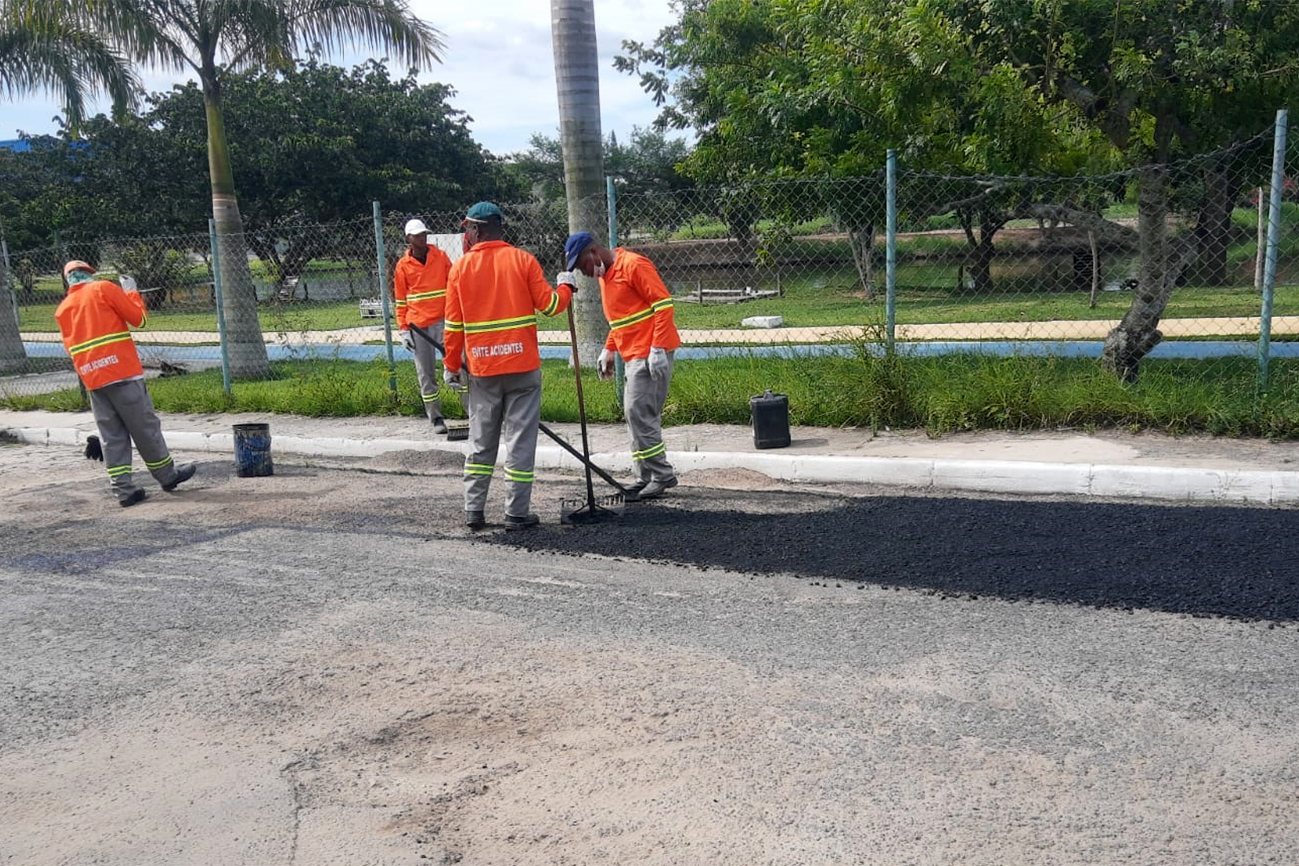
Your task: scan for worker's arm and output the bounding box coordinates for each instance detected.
[635,258,676,348]
[393,260,409,331]
[106,281,148,329]
[528,256,572,317]
[443,267,464,373]
[433,247,453,292]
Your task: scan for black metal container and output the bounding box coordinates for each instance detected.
[749,390,791,449]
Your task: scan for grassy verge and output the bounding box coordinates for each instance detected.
[6,353,1297,439]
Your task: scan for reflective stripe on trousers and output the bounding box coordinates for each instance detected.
[624,352,674,483]
[463,368,542,517]
[89,378,179,500]
[410,320,444,420]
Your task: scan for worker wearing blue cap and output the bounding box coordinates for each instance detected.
[559,232,680,499]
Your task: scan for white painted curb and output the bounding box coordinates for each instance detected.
[8,424,1299,506]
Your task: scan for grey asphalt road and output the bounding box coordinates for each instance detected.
[1,442,1296,865]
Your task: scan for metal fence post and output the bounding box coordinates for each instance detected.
[208,219,233,395]
[607,176,625,407]
[885,149,898,351]
[1258,108,1289,392]
[373,201,398,404]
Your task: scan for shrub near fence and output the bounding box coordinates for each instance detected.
[2,121,1296,436]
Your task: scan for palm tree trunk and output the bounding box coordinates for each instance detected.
[551,0,610,366]
[203,72,270,379]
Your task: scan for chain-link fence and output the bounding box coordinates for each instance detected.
[3,116,1295,431]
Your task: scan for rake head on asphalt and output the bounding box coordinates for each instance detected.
[560,492,625,525]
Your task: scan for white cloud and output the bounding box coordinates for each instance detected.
[1,0,682,155]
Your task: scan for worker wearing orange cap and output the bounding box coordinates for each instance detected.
[443,202,574,530]
[54,260,196,507]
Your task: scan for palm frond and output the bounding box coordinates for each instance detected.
[284,0,444,69]
[4,0,191,72]
[0,18,140,128]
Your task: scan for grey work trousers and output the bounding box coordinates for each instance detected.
[409,321,444,421]
[89,377,182,501]
[623,351,675,483]
[463,368,542,518]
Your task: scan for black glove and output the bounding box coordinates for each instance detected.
[84,435,103,461]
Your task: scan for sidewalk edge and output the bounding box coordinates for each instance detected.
[7,424,1296,506]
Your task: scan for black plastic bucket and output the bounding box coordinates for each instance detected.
[749,390,791,449]
[232,423,274,477]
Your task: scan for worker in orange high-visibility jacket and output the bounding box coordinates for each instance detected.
[443,202,573,530]
[54,261,196,507]
[393,218,454,432]
[560,232,680,500]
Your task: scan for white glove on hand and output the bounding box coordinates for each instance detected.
[443,366,467,392]
[555,271,578,289]
[648,346,670,381]
[399,329,415,352]
[597,348,616,380]
[119,275,139,293]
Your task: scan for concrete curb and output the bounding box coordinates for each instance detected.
[7,424,1297,506]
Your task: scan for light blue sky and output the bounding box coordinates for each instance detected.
[1,0,681,156]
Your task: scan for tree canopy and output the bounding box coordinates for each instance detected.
[0,59,513,249]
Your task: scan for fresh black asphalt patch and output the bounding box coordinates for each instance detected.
[493,496,1298,623]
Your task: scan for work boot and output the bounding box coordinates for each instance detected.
[431,417,448,434]
[118,488,147,508]
[504,513,540,531]
[465,510,486,530]
[636,476,678,500]
[161,463,197,492]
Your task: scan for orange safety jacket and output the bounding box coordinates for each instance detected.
[55,280,147,390]
[600,248,680,361]
[393,245,453,330]
[444,240,572,377]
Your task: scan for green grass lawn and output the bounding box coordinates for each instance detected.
[18,279,1297,336]
[8,353,1299,439]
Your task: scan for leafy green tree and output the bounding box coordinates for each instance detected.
[976,0,1299,379]
[140,59,511,292]
[505,126,692,224]
[13,0,444,378]
[616,0,1108,295]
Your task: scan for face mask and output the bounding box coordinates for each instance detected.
[66,270,94,286]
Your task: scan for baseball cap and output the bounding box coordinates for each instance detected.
[564,232,596,270]
[63,260,94,279]
[464,201,504,223]
[403,218,430,237]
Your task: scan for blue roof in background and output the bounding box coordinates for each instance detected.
[0,139,32,152]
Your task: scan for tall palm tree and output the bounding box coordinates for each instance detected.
[19,0,444,378]
[551,0,609,365]
[0,4,138,367]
